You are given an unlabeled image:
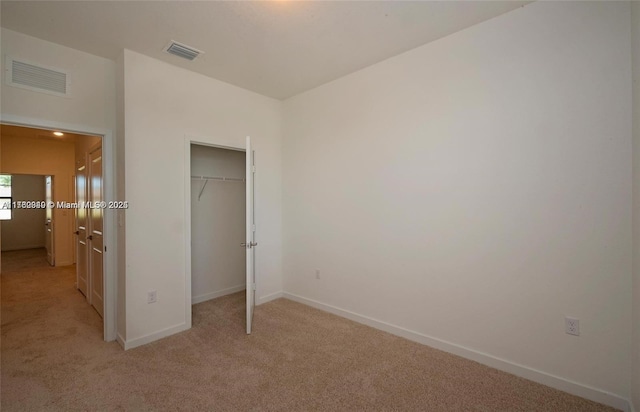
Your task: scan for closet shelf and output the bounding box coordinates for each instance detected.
[191,175,245,182]
[192,175,245,201]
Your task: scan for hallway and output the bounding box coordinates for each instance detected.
[1,248,109,409]
[1,248,103,335]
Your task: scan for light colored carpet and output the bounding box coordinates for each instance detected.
[1,248,618,411]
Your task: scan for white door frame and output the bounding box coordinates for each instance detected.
[0,114,117,342]
[183,135,247,330]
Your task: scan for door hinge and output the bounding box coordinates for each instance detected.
[252,224,256,232]
[252,165,256,173]
[252,283,256,291]
[104,246,107,252]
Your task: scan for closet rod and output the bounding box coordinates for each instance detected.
[191,175,245,182]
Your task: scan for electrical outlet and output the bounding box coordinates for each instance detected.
[565,317,580,336]
[147,290,157,304]
[315,269,320,279]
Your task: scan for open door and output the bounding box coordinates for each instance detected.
[44,176,54,266]
[245,136,256,334]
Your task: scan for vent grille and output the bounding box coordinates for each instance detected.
[164,41,202,61]
[9,59,69,95]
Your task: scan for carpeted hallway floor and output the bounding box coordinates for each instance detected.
[1,248,618,411]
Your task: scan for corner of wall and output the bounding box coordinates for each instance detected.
[115,50,127,343]
[632,1,640,410]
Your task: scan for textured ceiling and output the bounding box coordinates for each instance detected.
[1,1,531,100]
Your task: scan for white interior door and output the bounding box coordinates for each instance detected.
[89,147,104,318]
[245,136,256,334]
[44,176,54,266]
[75,161,89,298]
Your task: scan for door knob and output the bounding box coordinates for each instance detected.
[87,235,93,241]
[74,230,80,235]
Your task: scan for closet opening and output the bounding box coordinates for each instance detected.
[190,143,247,324]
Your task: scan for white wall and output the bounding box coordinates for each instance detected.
[1,174,46,251]
[631,2,640,410]
[283,1,631,406]
[1,28,116,130]
[191,145,245,179]
[122,50,282,347]
[191,145,246,303]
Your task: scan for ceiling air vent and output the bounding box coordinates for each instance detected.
[164,41,203,61]
[6,57,70,97]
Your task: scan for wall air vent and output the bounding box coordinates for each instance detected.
[6,57,70,97]
[164,40,203,61]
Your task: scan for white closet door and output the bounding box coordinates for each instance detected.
[245,136,256,334]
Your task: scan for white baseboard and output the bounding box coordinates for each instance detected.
[283,292,632,412]
[257,291,283,305]
[116,333,126,349]
[122,322,189,350]
[192,284,245,304]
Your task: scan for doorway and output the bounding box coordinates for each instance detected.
[0,122,114,341]
[187,138,256,334]
[190,144,246,301]
[0,174,48,254]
